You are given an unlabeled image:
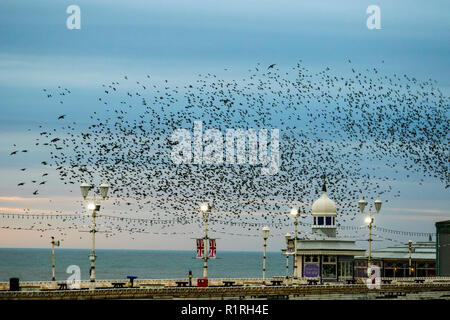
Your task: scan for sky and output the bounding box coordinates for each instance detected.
[0,0,449,251]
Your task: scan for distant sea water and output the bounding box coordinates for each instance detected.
[0,248,287,282]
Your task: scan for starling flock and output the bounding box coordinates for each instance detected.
[8,61,449,236]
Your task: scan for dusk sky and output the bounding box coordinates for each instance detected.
[0,0,448,252]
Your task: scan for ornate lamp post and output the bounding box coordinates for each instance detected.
[262,226,270,284]
[51,236,60,281]
[80,182,109,289]
[285,233,291,279]
[359,198,382,276]
[408,240,415,277]
[200,202,211,278]
[290,207,299,279]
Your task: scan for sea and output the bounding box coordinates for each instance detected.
[0,248,287,282]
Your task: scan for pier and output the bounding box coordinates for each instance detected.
[1,277,450,300]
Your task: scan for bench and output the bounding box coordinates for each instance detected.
[112,282,126,288]
[382,279,393,284]
[307,279,319,285]
[175,281,188,287]
[414,279,425,284]
[345,279,356,284]
[270,280,283,286]
[222,281,235,287]
[57,283,68,290]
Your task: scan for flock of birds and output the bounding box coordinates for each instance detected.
[7,61,449,238]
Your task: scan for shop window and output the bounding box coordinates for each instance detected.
[339,261,353,278]
[322,264,337,279]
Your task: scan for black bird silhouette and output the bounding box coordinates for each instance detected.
[9,60,449,239]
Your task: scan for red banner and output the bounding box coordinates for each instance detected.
[208,239,216,258]
[196,238,204,258]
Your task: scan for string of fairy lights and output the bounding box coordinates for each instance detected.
[0,211,436,240]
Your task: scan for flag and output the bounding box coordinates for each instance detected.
[208,239,216,258]
[196,238,204,258]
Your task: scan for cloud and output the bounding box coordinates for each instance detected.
[382,214,450,222]
[0,196,51,202]
[385,207,450,215]
[0,207,57,214]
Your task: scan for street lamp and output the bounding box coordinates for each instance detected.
[408,240,415,277]
[262,226,270,284]
[285,233,291,279]
[51,236,60,281]
[80,182,90,199]
[99,183,109,199]
[200,202,211,279]
[80,182,109,289]
[359,198,382,276]
[290,207,299,279]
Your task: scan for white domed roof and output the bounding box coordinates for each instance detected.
[311,185,336,216]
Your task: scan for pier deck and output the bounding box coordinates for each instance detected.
[1,278,450,300]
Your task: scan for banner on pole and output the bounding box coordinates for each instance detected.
[196,238,204,258]
[208,239,216,258]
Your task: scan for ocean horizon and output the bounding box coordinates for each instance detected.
[0,248,287,282]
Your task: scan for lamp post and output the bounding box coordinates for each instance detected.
[200,202,211,278]
[80,182,109,289]
[290,207,299,279]
[359,199,382,277]
[408,240,414,277]
[285,233,291,279]
[51,236,60,281]
[262,226,270,284]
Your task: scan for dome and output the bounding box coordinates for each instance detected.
[311,184,336,216]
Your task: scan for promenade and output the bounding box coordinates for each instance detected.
[1,277,450,300]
